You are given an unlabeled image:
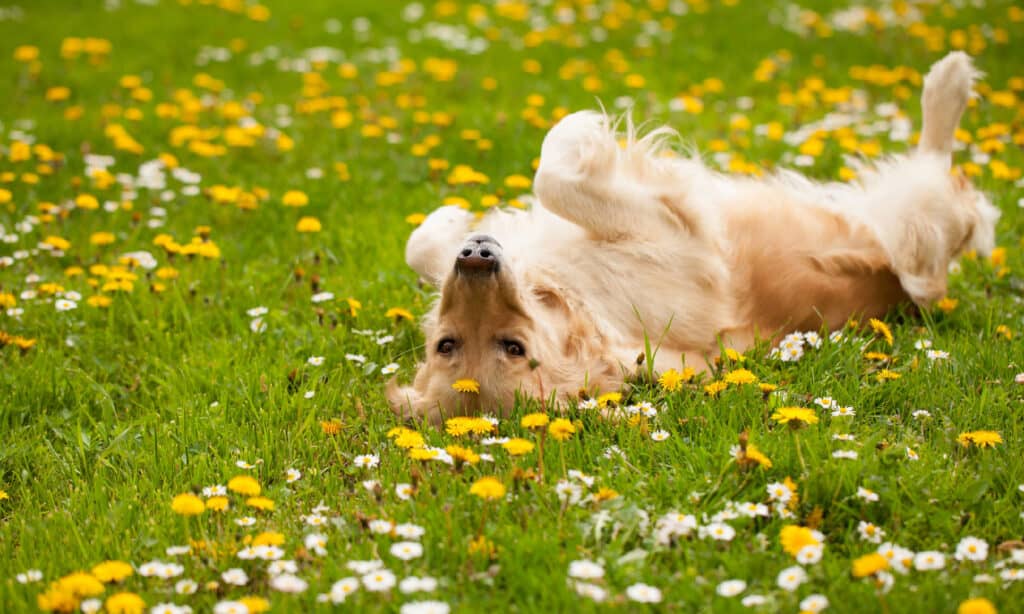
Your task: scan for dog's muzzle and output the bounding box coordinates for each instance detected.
[455,234,502,276]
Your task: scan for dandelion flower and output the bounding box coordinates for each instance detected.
[658,367,693,391]
[724,368,757,385]
[548,418,576,441]
[852,553,889,577]
[282,190,309,207]
[452,378,480,393]
[958,598,997,614]
[170,493,204,516]
[469,476,506,500]
[771,407,819,426]
[91,561,134,583]
[227,475,261,496]
[105,592,145,614]
[520,413,549,429]
[502,438,535,455]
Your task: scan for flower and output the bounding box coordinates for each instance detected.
[958,598,997,614]
[285,468,301,482]
[400,601,450,614]
[91,561,133,583]
[390,541,424,560]
[780,525,821,557]
[354,454,380,468]
[452,378,480,393]
[724,368,757,385]
[658,367,694,391]
[548,418,576,441]
[170,493,204,516]
[296,216,321,232]
[521,413,549,429]
[502,438,535,455]
[105,592,145,614]
[957,431,1002,448]
[625,583,662,603]
[269,574,308,593]
[221,568,249,586]
[852,553,889,577]
[246,496,274,511]
[651,429,670,441]
[568,560,605,580]
[914,551,946,571]
[936,296,959,313]
[329,577,360,603]
[227,475,261,496]
[704,381,728,396]
[362,569,397,592]
[771,407,819,426]
[955,536,989,561]
[716,579,746,597]
[869,318,894,345]
[386,307,415,321]
[469,476,506,500]
[282,190,309,206]
[801,594,830,613]
[777,565,807,591]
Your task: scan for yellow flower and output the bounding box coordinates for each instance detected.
[75,194,99,210]
[758,383,778,393]
[704,381,728,396]
[771,407,819,426]
[105,591,145,614]
[90,231,116,246]
[658,367,694,391]
[170,493,205,516]
[409,448,439,461]
[252,531,285,546]
[502,438,535,455]
[43,236,71,251]
[296,216,321,232]
[957,430,1002,448]
[240,596,271,613]
[852,553,889,578]
[446,416,495,436]
[320,419,343,435]
[521,412,549,429]
[548,418,576,441]
[863,351,890,361]
[55,571,105,598]
[596,392,621,406]
[0,489,8,500]
[405,213,426,225]
[246,496,275,511]
[995,325,1013,340]
[780,525,821,556]
[958,598,997,614]
[936,296,959,313]
[386,307,415,322]
[394,430,426,449]
[91,560,133,583]
[739,443,772,469]
[13,45,39,62]
[282,190,309,207]
[445,445,480,465]
[868,318,893,345]
[227,475,261,496]
[504,174,532,189]
[206,496,229,511]
[594,487,619,502]
[469,476,506,500]
[452,378,480,393]
[724,368,757,385]
[876,369,901,382]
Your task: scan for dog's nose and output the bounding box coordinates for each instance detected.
[456,234,502,275]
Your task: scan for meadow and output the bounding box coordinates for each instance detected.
[1,0,1023,612]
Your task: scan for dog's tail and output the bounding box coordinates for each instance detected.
[918,51,979,160]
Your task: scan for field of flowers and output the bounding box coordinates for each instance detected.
[1,0,1023,612]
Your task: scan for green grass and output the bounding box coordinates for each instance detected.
[1,0,1023,612]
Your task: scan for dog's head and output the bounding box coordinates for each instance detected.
[388,234,620,424]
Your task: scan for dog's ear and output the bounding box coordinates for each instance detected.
[386,379,423,421]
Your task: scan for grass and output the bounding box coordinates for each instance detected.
[1,0,1023,612]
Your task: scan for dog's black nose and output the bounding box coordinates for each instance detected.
[456,235,502,275]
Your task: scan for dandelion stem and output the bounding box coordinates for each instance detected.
[793,431,807,474]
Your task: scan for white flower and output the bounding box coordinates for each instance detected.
[832,450,858,460]
[139,561,168,577]
[742,594,768,607]
[304,533,328,556]
[246,306,268,317]
[329,577,360,603]
[149,603,190,614]
[235,516,257,527]
[382,362,399,375]
[362,569,397,591]
[303,390,315,399]
[55,299,77,311]
[912,409,932,419]
[999,568,1024,582]
[268,560,298,576]
[254,545,283,560]
[307,356,325,366]
[914,339,932,349]
[703,521,736,541]
[767,482,793,503]
[716,579,746,597]
[906,447,919,461]
[368,519,394,534]
[221,568,249,586]
[568,560,605,580]
[800,594,829,612]
[347,559,384,575]
[174,579,198,595]
[955,536,989,562]
[165,545,190,556]
[394,522,425,540]
[572,581,608,602]
[926,349,949,360]
[651,429,670,441]
[213,601,249,614]
[311,291,334,303]
[777,565,807,591]
[395,483,414,501]
[390,541,424,560]
[832,406,855,417]
[304,513,327,527]
[399,575,439,593]
[80,599,103,614]
[345,353,367,363]
[354,454,380,468]
[270,573,308,593]
[202,484,226,497]
[814,397,837,409]
[362,479,381,492]
[376,334,395,345]
[973,573,996,584]
[400,601,450,614]
[249,317,267,333]
[796,544,824,565]
[738,502,770,518]
[579,398,599,410]
[857,521,885,544]
[856,487,879,502]
[15,569,42,583]
[879,544,915,574]
[555,480,583,505]
[286,468,302,483]
[625,583,662,603]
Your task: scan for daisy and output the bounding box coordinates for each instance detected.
[305,533,328,556]
[382,362,400,375]
[914,339,932,349]
[568,560,605,580]
[307,356,325,366]
[399,576,439,593]
[832,406,856,417]
[796,544,823,565]
[814,397,837,409]
[354,454,380,468]
[858,521,885,544]
[625,583,662,603]
[394,522,425,540]
[390,541,424,560]
[174,579,198,595]
[270,573,308,593]
[221,568,249,586]
[955,536,989,562]
[246,306,268,317]
[572,581,608,602]
[55,298,77,311]
[250,317,267,333]
[777,566,807,591]
[235,516,257,527]
[767,482,793,503]
[703,522,736,541]
[400,602,450,614]
[716,579,746,597]
[651,429,670,441]
[347,560,384,575]
[800,594,829,613]
[906,447,919,461]
[268,560,298,576]
[742,595,769,607]
[395,483,414,500]
[80,599,102,614]
[311,291,334,303]
[926,349,950,360]
[911,409,932,419]
[368,519,394,534]
[285,468,302,482]
[213,602,247,614]
[345,353,367,363]
[833,433,856,441]
[832,450,858,459]
[362,569,397,592]
[329,577,360,603]
[857,487,879,502]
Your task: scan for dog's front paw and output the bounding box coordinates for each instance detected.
[538,111,618,181]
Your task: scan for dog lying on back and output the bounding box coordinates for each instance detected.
[389,52,999,424]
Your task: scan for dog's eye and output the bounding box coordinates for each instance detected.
[436,338,456,355]
[502,340,525,357]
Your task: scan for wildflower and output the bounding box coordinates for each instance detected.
[354,454,380,468]
[716,579,746,597]
[724,368,757,385]
[445,416,494,436]
[213,602,248,614]
[625,583,662,603]
[914,551,946,571]
[399,576,439,593]
[703,522,736,541]
[362,569,397,592]
[936,297,958,313]
[221,568,249,586]
[282,190,309,206]
[329,577,360,603]
[857,487,879,502]
[568,560,604,580]
[400,602,450,614]
[452,378,480,393]
[955,536,989,562]
[521,413,549,429]
[227,475,261,496]
[105,592,145,614]
[548,418,576,441]
[386,307,415,321]
[801,595,830,613]
[771,407,819,426]
[394,523,425,539]
[852,553,889,577]
[170,493,204,516]
[246,496,274,511]
[868,318,894,345]
[285,468,301,483]
[651,429,670,441]
[390,541,424,560]
[777,565,807,591]
[296,216,321,232]
[958,598,996,614]
[833,450,858,459]
[957,431,1002,448]
[858,521,885,544]
[767,481,793,503]
[596,392,622,406]
[469,476,506,500]
[445,445,480,465]
[91,560,134,583]
[269,574,308,593]
[502,438,535,455]
[876,369,901,382]
[658,367,694,391]
[174,579,198,595]
[704,381,728,396]
[780,525,822,556]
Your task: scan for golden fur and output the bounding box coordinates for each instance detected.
[389,52,999,424]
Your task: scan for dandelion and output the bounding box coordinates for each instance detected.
[227,475,260,496]
[958,598,996,614]
[469,477,506,500]
[521,413,549,429]
[724,368,757,385]
[282,190,309,206]
[452,378,480,393]
[548,418,576,441]
[658,367,694,391]
[852,553,889,577]
[105,592,145,614]
[502,438,535,455]
[771,407,819,426]
[957,431,1002,448]
[296,216,321,232]
[170,493,204,516]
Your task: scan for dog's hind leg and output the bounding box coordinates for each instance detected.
[534,111,707,241]
[918,51,978,159]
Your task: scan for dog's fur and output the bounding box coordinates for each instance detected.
[389,52,999,424]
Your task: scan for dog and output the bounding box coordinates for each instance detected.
[388,52,999,424]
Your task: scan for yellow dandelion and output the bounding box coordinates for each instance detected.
[521,412,549,429]
[170,493,205,516]
[246,496,275,511]
[658,367,694,391]
[936,296,959,313]
[852,553,889,578]
[469,476,506,501]
[227,475,261,496]
[281,190,309,207]
[452,378,480,393]
[105,592,145,614]
[548,418,576,442]
[868,318,893,345]
[386,307,415,322]
[957,430,1002,448]
[771,407,819,426]
[704,381,728,396]
[780,525,821,557]
[91,560,134,583]
[502,438,535,456]
[295,216,321,233]
[724,368,757,385]
[958,598,997,614]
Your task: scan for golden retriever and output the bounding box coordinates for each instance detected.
[389,52,999,423]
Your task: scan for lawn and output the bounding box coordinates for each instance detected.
[1,0,1023,612]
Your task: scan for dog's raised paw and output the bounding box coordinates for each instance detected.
[538,110,618,180]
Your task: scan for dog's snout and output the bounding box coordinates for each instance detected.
[455,235,502,275]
